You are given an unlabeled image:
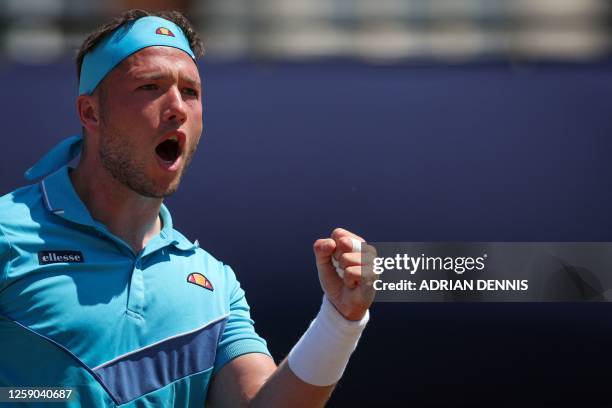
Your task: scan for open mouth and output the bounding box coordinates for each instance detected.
[155,135,182,164]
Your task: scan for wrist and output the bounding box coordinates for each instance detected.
[323,295,369,323]
[287,295,370,386]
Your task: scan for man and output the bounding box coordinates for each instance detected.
[0,10,375,407]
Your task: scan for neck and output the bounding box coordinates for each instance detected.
[70,159,162,254]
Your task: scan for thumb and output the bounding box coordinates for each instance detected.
[313,238,336,267]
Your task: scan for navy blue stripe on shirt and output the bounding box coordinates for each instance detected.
[94,315,227,405]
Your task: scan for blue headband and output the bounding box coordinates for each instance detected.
[79,15,195,95]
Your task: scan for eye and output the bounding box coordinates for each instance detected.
[138,84,158,91]
[183,87,199,97]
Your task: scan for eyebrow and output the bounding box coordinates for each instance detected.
[133,72,200,87]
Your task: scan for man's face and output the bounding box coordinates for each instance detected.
[95,46,203,198]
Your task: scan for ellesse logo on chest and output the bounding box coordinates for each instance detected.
[38,250,85,265]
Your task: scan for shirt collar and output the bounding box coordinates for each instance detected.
[25,135,83,181]
[41,166,197,253]
[40,165,95,226]
[158,204,197,251]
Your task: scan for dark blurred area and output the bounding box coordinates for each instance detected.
[1,1,612,407]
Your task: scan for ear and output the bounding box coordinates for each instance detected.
[77,94,101,134]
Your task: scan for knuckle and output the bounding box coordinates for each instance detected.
[331,227,346,239]
[339,252,358,268]
[345,266,362,278]
[338,236,353,249]
[314,238,333,253]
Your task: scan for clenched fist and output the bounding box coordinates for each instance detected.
[313,228,377,321]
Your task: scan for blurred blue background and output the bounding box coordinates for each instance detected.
[1,1,612,406]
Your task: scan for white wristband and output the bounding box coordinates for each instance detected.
[287,296,369,386]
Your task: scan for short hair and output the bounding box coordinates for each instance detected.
[75,9,205,84]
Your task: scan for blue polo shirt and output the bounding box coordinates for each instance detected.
[0,166,271,407]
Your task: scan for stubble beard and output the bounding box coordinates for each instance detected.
[98,116,199,199]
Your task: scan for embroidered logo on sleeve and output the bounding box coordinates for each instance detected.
[187,273,213,291]
[38,250,84,265]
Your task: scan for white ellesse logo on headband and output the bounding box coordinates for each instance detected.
[155,27,175,37]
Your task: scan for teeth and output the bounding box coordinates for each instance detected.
[169,135,178,142]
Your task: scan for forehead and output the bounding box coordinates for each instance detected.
[113,46,200,82]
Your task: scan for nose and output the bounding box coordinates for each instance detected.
[162,86,187,125]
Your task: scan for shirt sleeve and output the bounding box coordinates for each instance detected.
[213,264,272,374]
[0,224,11,284]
